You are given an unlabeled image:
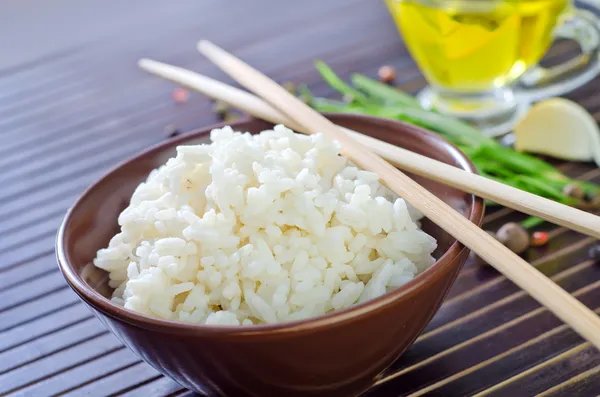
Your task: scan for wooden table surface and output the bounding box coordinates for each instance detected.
[1,0,600,396]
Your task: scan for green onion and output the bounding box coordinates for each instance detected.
[307,61,600,222]
[315,61,372,105]
[351,73,421,108]
[521,216,545,229]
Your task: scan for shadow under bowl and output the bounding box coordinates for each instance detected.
[56,113,484,397]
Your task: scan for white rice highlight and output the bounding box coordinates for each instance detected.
[93,125,437,325]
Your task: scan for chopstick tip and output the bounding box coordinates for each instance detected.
[138,58,171,74]
[197,40,217,54]
[138,58,155,70]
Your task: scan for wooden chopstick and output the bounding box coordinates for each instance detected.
[195,40,600,350]
[138,58,600,239]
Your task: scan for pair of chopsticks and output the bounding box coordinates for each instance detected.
[140,41,600,349]
[139,58,600,239]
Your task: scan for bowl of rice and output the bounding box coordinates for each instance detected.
[57,113,484,397]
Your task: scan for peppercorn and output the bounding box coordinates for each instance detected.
[497,222,530,254]
[584,191,596,202]
[530,231,549,247]
[562,183,585,200]
[164,124,181,138]
[172,87,189,103]
[589,244,600,261]
[212,100,230,117]
[378,65,396,84]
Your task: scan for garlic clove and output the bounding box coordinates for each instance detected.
[514,98,600,167]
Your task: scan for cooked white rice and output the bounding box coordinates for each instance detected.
[93,125,437,325]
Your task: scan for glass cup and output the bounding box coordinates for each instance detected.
[385,0,600,136]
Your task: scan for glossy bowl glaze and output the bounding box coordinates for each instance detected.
[56,114,484,397]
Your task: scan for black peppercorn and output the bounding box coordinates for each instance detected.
[562,183,585,200]
[589,244,600,261]
[164,124,181,138]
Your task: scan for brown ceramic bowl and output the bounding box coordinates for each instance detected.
[56,114,484,397]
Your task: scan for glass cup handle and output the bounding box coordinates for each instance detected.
[517,8,600,102]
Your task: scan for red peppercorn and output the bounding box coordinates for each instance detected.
[378,65,396,84]
[172,87,189,103]
[530,231,549,247]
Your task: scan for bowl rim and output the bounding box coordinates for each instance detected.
[56,113,484,337]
